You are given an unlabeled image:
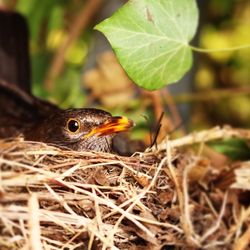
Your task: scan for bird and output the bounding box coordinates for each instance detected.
[0,79,134,152]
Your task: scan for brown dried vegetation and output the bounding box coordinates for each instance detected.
[1,127,250,250]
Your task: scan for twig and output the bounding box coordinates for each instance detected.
[56,179,155,238]
[182,159,200,246]
[44,0,103,90]
[108,156,169,246]
[201,192,228,244]
[162,88,184,133]
[28,194,42,250]
[234,226,250,250]
[165,140,201,247]
[153,126,250,152]
[143,89,174,138]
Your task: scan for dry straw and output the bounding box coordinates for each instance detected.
[1,126,250,249]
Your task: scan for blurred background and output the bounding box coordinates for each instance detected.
[0,0,250,147]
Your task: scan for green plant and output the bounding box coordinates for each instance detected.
[95,0,250,91]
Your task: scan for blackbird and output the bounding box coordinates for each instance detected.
[0,80,134,152]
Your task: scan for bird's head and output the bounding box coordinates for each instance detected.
[29,108,134,152]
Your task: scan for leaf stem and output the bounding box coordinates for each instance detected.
[189,44,250,53]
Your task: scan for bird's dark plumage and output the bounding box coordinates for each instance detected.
[0,79,133,152]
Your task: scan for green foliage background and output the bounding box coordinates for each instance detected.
[11,0,250,134]
[16,0,88,108]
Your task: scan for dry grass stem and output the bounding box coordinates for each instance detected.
[1,127,250,249]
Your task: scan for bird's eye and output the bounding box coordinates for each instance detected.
[67,119,80,133]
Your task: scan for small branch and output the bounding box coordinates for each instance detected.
[44,0,103,90]
[201,192,228,243]
[142,89,174,143]
[234,226,250,250]
[182,160,200,246]
[151,126,250,152]
[162,88,183,132]
[28,194,42,250]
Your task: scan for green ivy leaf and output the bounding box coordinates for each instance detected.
[95,0,198,90]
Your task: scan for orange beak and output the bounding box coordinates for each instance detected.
[83,116,134,138]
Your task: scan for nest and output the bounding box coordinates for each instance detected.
[1,126,250,250]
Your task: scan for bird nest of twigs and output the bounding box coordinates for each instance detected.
[1,126,250,250]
